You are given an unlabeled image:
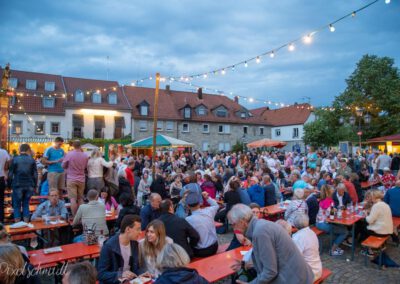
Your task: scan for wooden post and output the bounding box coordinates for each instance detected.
[152,73,160,180]
[0,63,11,150]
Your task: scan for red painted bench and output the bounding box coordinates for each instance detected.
[314,268,332,284]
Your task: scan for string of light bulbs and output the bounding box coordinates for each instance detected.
[131,0,387,86]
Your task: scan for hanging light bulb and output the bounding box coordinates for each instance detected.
[249,98,254,103]
[244,61,248,68]
[203,74,208,79]
[385,0,390,4]
[351,11,356,17]
[288,43,295,51]
[131,82,136,86]
[270,51,275,58]
[221,69,226,75]
[303,34,312,44]
[329,24,335,32]
[231,66,235,71]
[256,56,261,64]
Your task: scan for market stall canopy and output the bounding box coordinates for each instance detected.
[247,138,287,149]
[82,143,99,150]
[126,134,194,148]
[367,133,400,143]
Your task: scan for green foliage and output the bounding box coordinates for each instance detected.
[304,54,400,146]
[71,137,132,147]
[232,141,245,153]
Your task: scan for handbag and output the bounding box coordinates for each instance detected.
[83,224,97,246]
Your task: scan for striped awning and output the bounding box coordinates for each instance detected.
[9,136,68,143]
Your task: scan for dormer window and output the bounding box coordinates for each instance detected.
[75,90,84,102]
[216,109,227,117]
[108,92,117,104]
[184,107,191,119]
[241,112,246,118]
[198,106,206,116]
[26,80,37,90]
[92,92,102,103]
[45,81,55,91]
[8,78,18,88]
[43,97,55,108]
[140,105,148,116]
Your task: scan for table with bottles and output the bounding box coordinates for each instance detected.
[326,203,365,261]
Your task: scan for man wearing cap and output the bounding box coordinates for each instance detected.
[337,159,352,177]
[381,167,396,191]
[185,191,219,257]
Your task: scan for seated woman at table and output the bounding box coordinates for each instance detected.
[31,189,68,221]
[292,214,323,281]
[360,190,393,257]
[316,185,348,256]
[139,219,173,278]
[0,243,40,284]
[99,187,119,213]
[284,188,308,226]
[154,243,209,284]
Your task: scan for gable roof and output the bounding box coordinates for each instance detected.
[3,69,65,115]
[62,76,131,111]
[253,103,312,127]
[124,86,269,125]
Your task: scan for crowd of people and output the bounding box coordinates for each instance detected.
[0,137,400,283]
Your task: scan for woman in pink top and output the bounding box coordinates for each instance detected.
[99,187,119,212]
[316,185,348,256]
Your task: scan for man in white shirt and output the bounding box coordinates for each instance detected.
[0,147,10,223]
[292,214,322,281]
[377,150,392,175]
[185,191,219,257]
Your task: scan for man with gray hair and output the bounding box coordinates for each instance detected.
[228,204,314,284]
[292,214,322,281]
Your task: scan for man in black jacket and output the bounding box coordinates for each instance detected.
[97,215,143,284]
[332,183,352,208]
[158,199,200,259]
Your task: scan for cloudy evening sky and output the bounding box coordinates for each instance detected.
[0,0,399,109]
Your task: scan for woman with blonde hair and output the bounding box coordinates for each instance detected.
[154,243,209,284]
[0,244,25,284]
[139,220,173,277]
[87,148,114,192]
[360,190,393,257]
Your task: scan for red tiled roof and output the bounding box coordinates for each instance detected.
[367,133,400,143]
[253,103,312,126]
[4,69,65,115]
[124,86,269,125]
[63,76,131,111]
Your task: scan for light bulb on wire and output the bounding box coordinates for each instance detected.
[244,61,248,68]
[256,56,261,64]
[303,34,312,44]
[270,51,275,58]
[288,43,295,51]
[385,0,390,4]
[329,24,335,32]
[221,69,226,75]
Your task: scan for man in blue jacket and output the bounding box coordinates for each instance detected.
[8,143,37,222]
[140,193,161,230]
[384,179,400,217]
[97,215,143,284]
[247,177,265,207]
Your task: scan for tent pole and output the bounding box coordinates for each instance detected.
[151,73,160,180]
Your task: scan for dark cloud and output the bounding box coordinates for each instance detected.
[0,0,399,108]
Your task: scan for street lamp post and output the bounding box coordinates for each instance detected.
[340,107,371,153]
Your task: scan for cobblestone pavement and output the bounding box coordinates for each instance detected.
[217,231,400,284]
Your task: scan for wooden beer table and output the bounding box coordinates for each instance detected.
[188,246,251,283]
[327,210,364,261]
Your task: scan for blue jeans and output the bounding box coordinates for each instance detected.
[12,187,34,220]
[316,222,348,246]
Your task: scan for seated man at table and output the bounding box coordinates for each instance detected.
[140,193,161,230]
[97,215,143,284]
[73,189,108,241]
[31,189,68,221]
[158,199,199,259]
[228,204,314,284]
[332,183,352,208]
[384,179,400,217]
[186,191,219,257]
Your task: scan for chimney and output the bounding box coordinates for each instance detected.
[197,88,203,100]
[234,96,239,103]
[165,85,171,95]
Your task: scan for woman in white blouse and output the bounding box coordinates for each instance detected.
[87,149,114,192]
